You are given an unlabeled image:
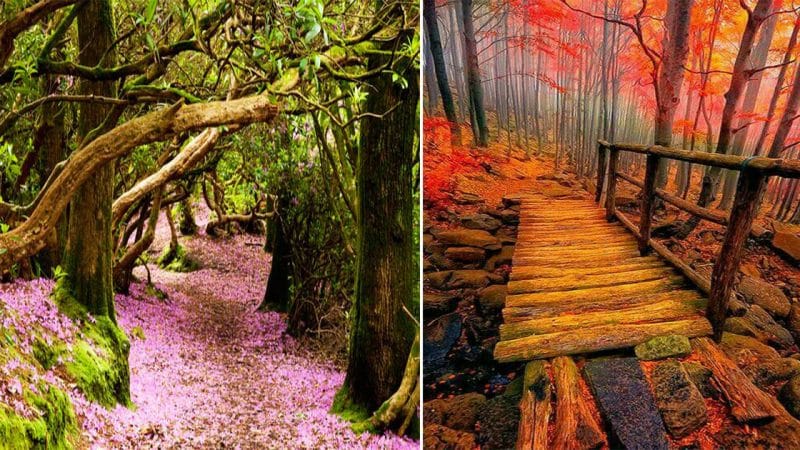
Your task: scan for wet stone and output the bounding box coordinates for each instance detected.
[584,357,669,450]
[652,360,707,438]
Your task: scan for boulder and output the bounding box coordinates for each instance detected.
[634,335,692,361]
[788,305,800,340]
[723,305,795,349]
[424,292,458,318]
[460,214,501,232]
[454,191,484,205]
[425,271,452,290]
[779,375,800,419]
[773,230,800,264]
[682,362,718,398]
[485,246,514,271]
[423,424,476,450]
[448,270,500,289]
[436,229,501,251]
[423,393,487,431]
[424,233,445,255]
[652,360,707,438]
[738,275,791,319]
[476,285,506,312]
[423,313,462,374]
[750,358,800,388]
[583,358,669,449]
[445,247,486,264]
[476,395,520,449]
[721,332,781,362]
[501,194,523,207]
[498,209,520,225]
[494,228,517,245]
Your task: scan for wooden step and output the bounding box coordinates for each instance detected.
[506,277,687,308]
[507,267,676,294]
[516,236,636,248]
[551,357,606,450]
[500,297,707,340]
[692,337,780,423]
[510,258,664,280]
[503,290,705,323]
[513,249,643,266]
[516,361,551,450]
[513,243,637,257]
[494,318,713,362]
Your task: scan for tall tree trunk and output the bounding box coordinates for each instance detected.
[424,0,461,144]
[654,0,694,188]
[460,0,488,146]
[63,0,118,318]
[259,197,291,312]
[719,9,779,209]
[335,16,417,415]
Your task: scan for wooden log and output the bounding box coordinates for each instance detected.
[605,148,619,221]
[516,361,552,450]
[708,169,767,341]
[595,143,607,203]
[613,208,642,239]
[639,154,660,255]
[500,297,707,340]
[494,318,713,362]
[692,337,779,423]
[507,267,677,294]
[551,357,606,450]
[503,289,705,323]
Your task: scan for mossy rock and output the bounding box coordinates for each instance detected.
[157,244,199,272]
[32,337,66,371]
[635,335,691,361]
[0,385,77,450]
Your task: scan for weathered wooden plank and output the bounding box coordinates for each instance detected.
[506,277,686,308]
[507,267,677,294]
[516,235,636,248]
[494,318,712,362]
[510,258,664,280]
[512,249,644,266]
[502,290,704,322]
[583,358,669,449]
[692,337,780,423]
[516,361,551,450]
[500,297,707,339]
[552,357,606,450]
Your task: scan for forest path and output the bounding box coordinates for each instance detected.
[494,194,713,362]
[107,213,413,449]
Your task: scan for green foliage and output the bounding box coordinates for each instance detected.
[157,244,199,272]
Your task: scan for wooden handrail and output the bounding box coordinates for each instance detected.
[598,140,800,178]
[595,140,796,341]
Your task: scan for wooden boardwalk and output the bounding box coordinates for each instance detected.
[494,195,714,363]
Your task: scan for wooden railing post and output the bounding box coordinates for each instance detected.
[707,168,767,341]
[604,147,619,221]
[595,143,607,203]
[638,154,660,255]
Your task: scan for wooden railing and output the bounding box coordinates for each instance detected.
[596,140,800,341]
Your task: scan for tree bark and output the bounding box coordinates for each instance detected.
[460,0,488,146]
[424,0,460,144]
[337,24,417,412]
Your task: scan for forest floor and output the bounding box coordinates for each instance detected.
[105,208,417,449]
[0,206,417,449]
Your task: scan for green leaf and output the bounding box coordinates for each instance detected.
[144,0,157,25]
[305,23,321,43]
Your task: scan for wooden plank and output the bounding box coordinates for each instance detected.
[513,244,637,258]
[512,249,643,266]
[552,357,606,450]
[505,277,686,308]
[494,318,712,362]
[507,267,676,294]
[516,235,636,247]
[502,290,705,322]
[516,361,551,450]
[500,297,707,340]
[510,258,664,280]
[692,337,780,423]
[510,254,667,270]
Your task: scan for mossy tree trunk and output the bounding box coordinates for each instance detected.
[64,0,117,319]
[259,197,291,312]
[336,24,418,415]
